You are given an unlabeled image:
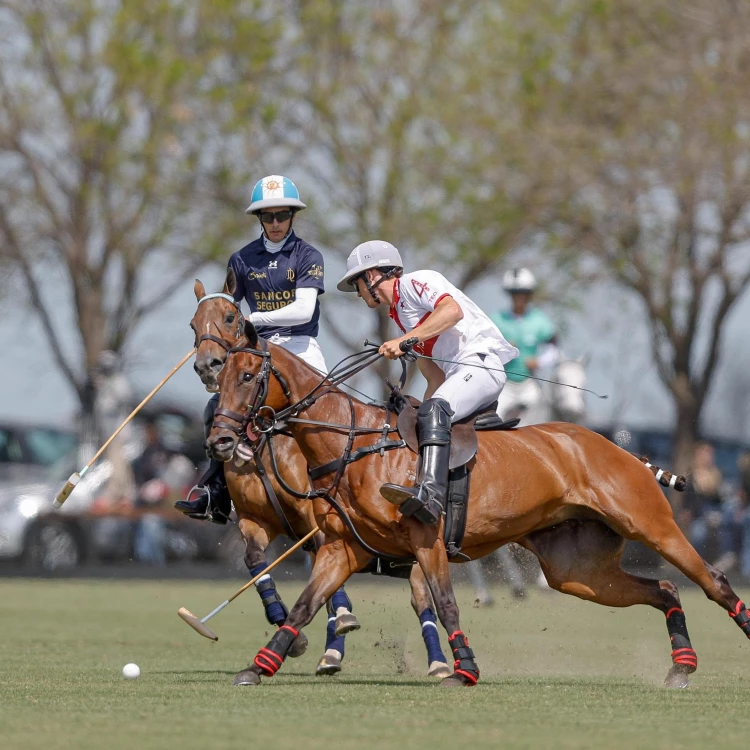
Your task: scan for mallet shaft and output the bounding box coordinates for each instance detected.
[53,348,196,509]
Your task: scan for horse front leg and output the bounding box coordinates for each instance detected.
[238,518,308,659]
[410,525,480,687]
[408,565,451,678]
[233,538,370,686]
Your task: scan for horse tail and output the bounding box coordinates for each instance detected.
[633,454,687,492]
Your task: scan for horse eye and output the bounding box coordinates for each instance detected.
[242,372,255,383]
[226,314,235,325]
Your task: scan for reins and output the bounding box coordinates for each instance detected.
[219,339,414,562]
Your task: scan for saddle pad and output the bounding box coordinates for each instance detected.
[395,402,517,469]
[396,402,477,469]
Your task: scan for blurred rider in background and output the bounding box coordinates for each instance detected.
[493,268,560,425]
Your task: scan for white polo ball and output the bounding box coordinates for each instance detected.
[122,663,140,679]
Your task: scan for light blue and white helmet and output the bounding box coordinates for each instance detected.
[245,175,307,215]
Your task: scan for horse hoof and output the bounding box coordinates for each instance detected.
[427,661,452,679]
[664,665,691,689]
[233,669,261,686]
[334,612,361,636]
[316,653,342,676]
[287,631,309,658]
[440,673,474,687]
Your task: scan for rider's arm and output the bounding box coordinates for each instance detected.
[249,287,318,327]
[418,357,446,400]
[380,297,463,359]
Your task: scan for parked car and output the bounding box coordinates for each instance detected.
[0,408,235,572]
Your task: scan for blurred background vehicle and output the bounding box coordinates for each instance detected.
[0,404,239,572]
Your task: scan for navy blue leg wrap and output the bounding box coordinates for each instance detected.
[249,563,288,626]
[419,608,447,666]
[331,588,352,613]
[325,613,346,655]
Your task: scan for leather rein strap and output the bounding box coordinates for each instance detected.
[221,343,414,563]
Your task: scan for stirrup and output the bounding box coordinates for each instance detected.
[380,484,441,525]
[178,485,231,525]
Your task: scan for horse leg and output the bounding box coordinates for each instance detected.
[599,488,750,644]
[238,518,308,658]
[408,564,451,678]
[523,520,698,688]
[233,540,370,686]
[410,531,479,687]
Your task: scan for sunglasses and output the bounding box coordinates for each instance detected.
[258,209,294,224]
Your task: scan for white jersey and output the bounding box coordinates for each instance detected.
[389,271,519,376]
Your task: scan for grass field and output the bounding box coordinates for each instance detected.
[2,577,750,750]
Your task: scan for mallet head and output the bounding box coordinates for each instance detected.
[177,607,219,641]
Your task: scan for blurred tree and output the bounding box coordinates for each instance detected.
[0,0,279,427]
[273,0,559,388]
[536,0,750,473]
[466,0,750,470]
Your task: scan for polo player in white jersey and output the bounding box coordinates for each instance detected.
[338,241,518,525]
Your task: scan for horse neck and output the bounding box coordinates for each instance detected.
[271,345,379,469]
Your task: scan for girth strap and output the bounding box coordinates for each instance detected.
[444,465,471,561]
[309,438,407,481]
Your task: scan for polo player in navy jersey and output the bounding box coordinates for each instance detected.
[175,175,326,522]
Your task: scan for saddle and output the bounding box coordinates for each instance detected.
[395,399,518,469]
[389,392,519,560]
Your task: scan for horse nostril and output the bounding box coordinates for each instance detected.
[209,358,223,372]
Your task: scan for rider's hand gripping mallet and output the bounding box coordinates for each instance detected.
[177,526,320,641]
[53,348,197,509]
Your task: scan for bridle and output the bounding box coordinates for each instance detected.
[193,292,245,353]
[214,342,415,564]
[211,336,293,438]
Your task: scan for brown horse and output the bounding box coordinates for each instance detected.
[190,275,452,680]
[207,321,750,688]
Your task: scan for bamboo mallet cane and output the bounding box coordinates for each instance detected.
[178,526,320,641]
[53,348,197,509]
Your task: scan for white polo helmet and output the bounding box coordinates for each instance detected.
[337,241,404,292]
[502,267,537,293]
[245,175,307,215]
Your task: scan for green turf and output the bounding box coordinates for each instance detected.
[2,577,749,750]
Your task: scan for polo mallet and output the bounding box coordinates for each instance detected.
[178,526,319,641]
[53,348,197,509]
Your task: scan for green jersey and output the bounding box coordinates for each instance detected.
[491,307,556,383]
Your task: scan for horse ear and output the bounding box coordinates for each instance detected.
[194,279,206,301]
[243,319,258,348]
[223,267,238,296]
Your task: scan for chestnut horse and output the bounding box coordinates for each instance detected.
[208,321,750,688]
[190,276,451,680]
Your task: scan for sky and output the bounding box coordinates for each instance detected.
[2,239,749,444]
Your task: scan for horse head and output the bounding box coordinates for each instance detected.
[207,320,296,462]
[190,268,244,392]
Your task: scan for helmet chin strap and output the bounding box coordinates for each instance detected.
[362,269,397,304]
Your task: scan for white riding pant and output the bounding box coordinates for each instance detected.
[495,378,546,425]
[433,354,507,422]
[268,334,328,374]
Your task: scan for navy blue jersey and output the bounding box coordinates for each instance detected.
[228,232,325,338]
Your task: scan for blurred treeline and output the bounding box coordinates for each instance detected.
[1,0,749,470]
